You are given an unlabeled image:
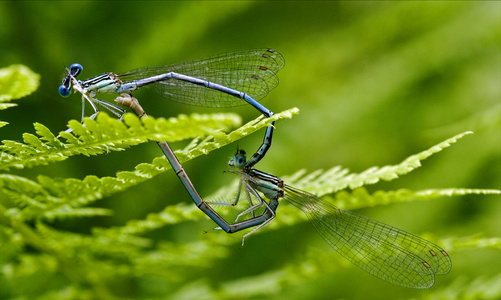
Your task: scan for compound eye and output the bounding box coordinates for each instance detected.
[58,84,71,97]
[69,63,82,77]
[232,154,247,168]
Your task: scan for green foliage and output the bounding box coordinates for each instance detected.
[0,103,298,222]
[0,73,499,299]
[285,131,476,193]
[0,65,40,127]
[0,112,242,170]
[0,65,39,105]
[1,2,500,299]
[0,86,299,298]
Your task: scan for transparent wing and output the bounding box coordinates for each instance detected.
[118,49,285,107]
[284,185,451,289]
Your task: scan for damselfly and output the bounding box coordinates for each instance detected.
[59,48,284,168]
[226,149,452,289]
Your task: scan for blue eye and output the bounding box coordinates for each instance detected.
[59,85,71,97]
[69,63,82,76]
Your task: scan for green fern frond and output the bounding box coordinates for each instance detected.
[0,64,39,128]
[96,203,201,237]
[285,131,474,195]
[0,65,38,129]
[0,64,40,107]
[35,222,151,253]
[0,252,59,281]
[327,187,501,210]
[0,225,23,263]
[134,240,231,276]
[42,207,114,222]
[0,109,298,222]
[0,112,241,171]
[46,108,296,198]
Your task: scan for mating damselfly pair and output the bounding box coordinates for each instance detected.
[58,48,450,288]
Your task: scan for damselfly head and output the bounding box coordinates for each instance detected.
[59,63,83,97]
[228,149,247,169]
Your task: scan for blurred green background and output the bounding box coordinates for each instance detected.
[1,1,500,299]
